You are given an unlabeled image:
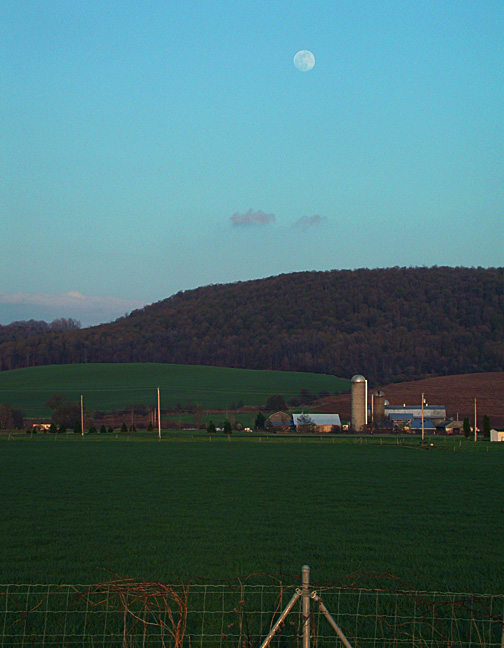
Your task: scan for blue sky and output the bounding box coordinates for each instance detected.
[1,0,503,326]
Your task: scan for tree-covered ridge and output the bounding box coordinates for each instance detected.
[0,267,502,384]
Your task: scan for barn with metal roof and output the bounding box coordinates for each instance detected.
[292,413,341,433]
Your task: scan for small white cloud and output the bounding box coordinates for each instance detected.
[230,209,275,226]
[294,214,327,229]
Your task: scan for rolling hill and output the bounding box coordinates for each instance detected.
[0,266,503,384]
[0,363,349,418]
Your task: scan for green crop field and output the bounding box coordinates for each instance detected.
[1,434,503,594]
[0,363,349,418]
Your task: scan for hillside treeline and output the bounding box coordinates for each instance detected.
[0,318,81,346]
[0,267,503,384]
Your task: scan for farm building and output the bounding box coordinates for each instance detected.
[490,429,504,442]
[436,419,464,435]
[409,418,436,434]
[265,412,342,433]
[32,423,52,432]
[292,413,341,433]
[265,411,292,432]
[357,382,447,431]
[385,405,446,426]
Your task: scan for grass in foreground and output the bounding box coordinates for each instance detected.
[1,435,503,593]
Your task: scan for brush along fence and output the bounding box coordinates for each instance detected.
[1,571,504,647]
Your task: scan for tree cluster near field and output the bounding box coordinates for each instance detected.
[0,403,23,429]
[0,267,502,384]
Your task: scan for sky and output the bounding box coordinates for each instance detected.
[1,0,503,326]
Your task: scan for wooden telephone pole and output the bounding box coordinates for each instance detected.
[157,387,161,440]
[421,393,425,443]
[474,397,477,442]
[80,395,84,437]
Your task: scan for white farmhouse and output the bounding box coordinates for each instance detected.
[490,429,504,442]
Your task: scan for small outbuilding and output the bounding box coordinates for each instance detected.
[490,429,504,442]
[32,423,51,432]
[436,419,464,435]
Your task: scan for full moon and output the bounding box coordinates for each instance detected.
[293,50,315,72]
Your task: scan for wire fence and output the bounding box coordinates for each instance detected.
[2,575,504,648]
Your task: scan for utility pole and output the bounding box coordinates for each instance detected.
[474,397,477,442]
[421,392,425,443]
[80,395,84,437]
[157,387,161,440]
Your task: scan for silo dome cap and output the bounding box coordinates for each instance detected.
[374,390,385,396]
[351,374,366,383]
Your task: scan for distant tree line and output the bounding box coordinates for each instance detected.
[0,267,502,384]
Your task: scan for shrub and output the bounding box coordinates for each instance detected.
[0,403,24,429]
[99,425,107,434]
[299,388,316,405]
[265,394,287,411]
[483,415,491,439]
[255,412,266,430]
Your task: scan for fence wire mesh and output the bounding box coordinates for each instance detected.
[1,577,504,648]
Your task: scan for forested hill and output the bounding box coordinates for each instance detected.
[1,267,503,384]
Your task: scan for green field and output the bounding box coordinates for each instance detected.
[0,363,349,418]
[1,434,503,594]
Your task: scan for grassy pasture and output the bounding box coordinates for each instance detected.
[0,363,349,417]
[1,434,503,594]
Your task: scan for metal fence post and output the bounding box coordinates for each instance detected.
[258,565,354,648]
[302,564,310,648]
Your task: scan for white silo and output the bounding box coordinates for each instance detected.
[351,374,368,432]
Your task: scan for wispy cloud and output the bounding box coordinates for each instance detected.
[0,291,145,310]
[230,209,275,226]
[294,214,327,229]
[0,292,147,326]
